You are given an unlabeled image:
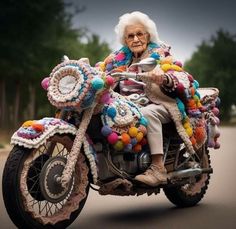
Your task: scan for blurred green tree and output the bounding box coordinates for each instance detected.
[185,30,236,121]
[82,34,111,66]
[0,0,111,129]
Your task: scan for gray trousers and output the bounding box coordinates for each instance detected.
[140,104,171,155]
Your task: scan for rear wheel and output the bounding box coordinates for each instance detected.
[164,146,211,207]
[2,134,89,228]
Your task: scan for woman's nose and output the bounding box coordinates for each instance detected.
[133,35,139,41]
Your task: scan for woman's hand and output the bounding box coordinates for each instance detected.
[148,68,165,85]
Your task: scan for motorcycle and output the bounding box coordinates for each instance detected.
[2,56,220,228]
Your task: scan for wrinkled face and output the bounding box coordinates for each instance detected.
[124,24,150,57]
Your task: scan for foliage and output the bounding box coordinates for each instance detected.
[0,0,111,129]
[185,30,236,120]
[82,34,111,66]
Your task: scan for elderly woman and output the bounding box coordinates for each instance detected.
[99,11,206,187]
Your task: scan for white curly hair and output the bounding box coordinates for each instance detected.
[115,11,160,45]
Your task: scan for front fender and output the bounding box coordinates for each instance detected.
[11,117,77,149]
[11,117,98,183]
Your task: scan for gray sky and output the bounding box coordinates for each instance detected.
[70,0,236,63]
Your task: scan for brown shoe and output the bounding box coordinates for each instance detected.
[135,164,167,187]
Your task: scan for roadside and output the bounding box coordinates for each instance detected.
[0,129,13,155]
[0,145,12,155]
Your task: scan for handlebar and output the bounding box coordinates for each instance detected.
[111,72,149,86]
[111,72,149,80]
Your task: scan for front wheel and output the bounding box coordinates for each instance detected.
[163,146,211,207]
[2,134,90,228]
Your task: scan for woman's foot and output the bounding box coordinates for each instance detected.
[135,164,167,187]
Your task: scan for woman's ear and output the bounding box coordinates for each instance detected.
[124,38,128,46]
[147,33,151,43]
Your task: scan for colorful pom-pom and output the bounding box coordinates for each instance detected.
[161,63,171,72]
[176,83,185,95]
[105,75,115,86]
[115,66,127,72]
[131,138,138,146]
[114,140,124,151]
[191,88,196,97]
[194,127,205,143]
[124,143,133,152]
[186,127,193,137]
[22,120,35,128]
[183,122,191,129]
[187,99,196,109]
[133,144,142,153]
[140,137,147,146]
[171,64,183,72]
[121,133,131,145]
[91,78,104,90]
[41,77,50,90]
[188,74,194,82]
[99,62,106,71]
[100,92,111,104]
[212,107,220,116]
[195,91,201,99]
[213,116,220,125]
[193,80,199,89]
[128,127,138,137]
[190,136,196,145]
[136,132,144,142]
[107,132,119,144]
[174,61,183,67]
[106,63,113,71]
[107,107,117,118]
[176,98,185,113]
[138,125,147,136]
[101,125,112,136]
[215,97,221,107]
[32,123,44,132]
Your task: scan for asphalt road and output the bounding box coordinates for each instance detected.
[0,127,236,229]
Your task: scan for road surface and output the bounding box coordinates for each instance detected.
[0,127,236,229]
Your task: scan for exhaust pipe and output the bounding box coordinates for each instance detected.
[168,167,213,180]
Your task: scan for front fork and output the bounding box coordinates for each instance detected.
[60,107,95,188]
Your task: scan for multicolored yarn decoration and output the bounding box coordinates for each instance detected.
[47,60,115,109]
[199,89,221,149]
[160,56,206,149]
[174,74,207,148]
[96,42,161,73]
[17,118,73,139]
[97,41,209,150]
[101,92,148,153]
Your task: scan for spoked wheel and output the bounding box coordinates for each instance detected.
[2,134,90,228]
[164,145,211,207]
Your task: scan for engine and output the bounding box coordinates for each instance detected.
[96,148,151,181]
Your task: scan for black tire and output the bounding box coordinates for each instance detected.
[164,147,211,207]
[2,134,90,228]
